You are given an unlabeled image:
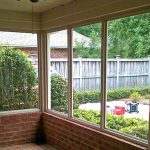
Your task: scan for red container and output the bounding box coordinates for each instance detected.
[115,106,125,115]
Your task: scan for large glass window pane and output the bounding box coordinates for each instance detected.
[0,31,39,111]
[106,13,150,141]
[48,30,68,114]
[73,23,102,125]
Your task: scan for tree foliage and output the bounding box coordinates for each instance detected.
[74,12,150,58]
[74,24,101,38]
[108,13,150,58]
[74,24,101,58]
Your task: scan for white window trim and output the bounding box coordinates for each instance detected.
[38,31,48,112]
[45,12,150,148]
[0,109,40,116]
[0,31,41,114]
[100,20,107,129]
[68,28,73,118]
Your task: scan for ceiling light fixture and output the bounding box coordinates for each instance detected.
[30,0,39,3]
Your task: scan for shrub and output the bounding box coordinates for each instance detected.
[0,47,38,111]
[129,92,141,101]
[73,109,100,124]
[51,75,79,112]
[120,125,148,139]
[107,88,131,101]
[73,109,148,140]
[51,75,67,112]
[76,86,150,104]
[106,115,147,130]
[76,90,100,104]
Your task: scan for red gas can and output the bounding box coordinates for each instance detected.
[115,106,125,115]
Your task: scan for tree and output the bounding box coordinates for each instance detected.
[0,47,38,110]
[88,30,101,58]
[74,13,150,58]
[74,24,101,58]
[108,13,150,58]
[73,40,90,58]
[74,24,101,38]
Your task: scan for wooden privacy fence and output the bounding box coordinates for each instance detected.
[29,56,150,91]
[50,57,150,91]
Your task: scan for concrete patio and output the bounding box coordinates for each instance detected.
[79,101,149,121]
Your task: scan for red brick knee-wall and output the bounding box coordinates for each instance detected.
[0,111,42,146]
[43,113,147,150]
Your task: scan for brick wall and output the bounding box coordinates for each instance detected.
[19,47,68,58]
[43,113,147,150]
[0,111,147,149]
[50,49,67,58]
[20,47,38,56]
[0,111,43,146]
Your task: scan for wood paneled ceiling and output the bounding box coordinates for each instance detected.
[0,0,75,13]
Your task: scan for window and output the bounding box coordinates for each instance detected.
[0,32,39,111]
[106,13,149,141]
[47,12,150,144]
[72,23,102,125]
[48,30,68,114]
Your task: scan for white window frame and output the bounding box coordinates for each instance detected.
[0,31,41,114]
[45,12,150,148]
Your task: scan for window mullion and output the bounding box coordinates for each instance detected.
[100,20,107,129]
[68,28,73,118]
[37,31,48,112]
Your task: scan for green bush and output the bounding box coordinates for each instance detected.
[106,114,148,140]
[76,86,150,104]
[0,47,38,111]
[106,115,146,130]
[51,75,67,112]
[76,90,100,104]
[73,109,148,140]
[129,92,141,101]
[107,88,131,101]
[51,75,79,112]
[120,124,148,140]
[73,109,100,124]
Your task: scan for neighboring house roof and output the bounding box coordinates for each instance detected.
[0,32,37,47]
[50,30,90,48]
[0,30,90,48]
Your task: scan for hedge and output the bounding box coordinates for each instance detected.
[76,86,150,104]
[76,91,100,104]
[73,109,148,140]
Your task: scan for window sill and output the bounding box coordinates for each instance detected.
[0,108,41,116]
